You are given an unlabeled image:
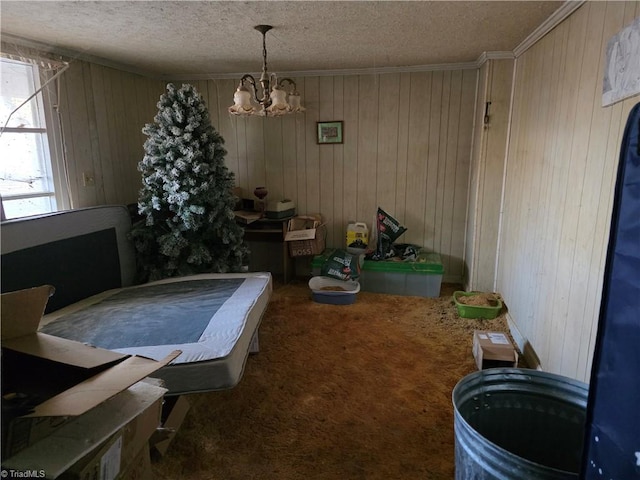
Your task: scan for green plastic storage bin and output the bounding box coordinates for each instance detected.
[359,252,443,297]
[312,251,443,297]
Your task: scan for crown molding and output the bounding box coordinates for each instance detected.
[166,61,481,81]
[474,51,515,67]
[1,33,165,79]
[513,0,585,57]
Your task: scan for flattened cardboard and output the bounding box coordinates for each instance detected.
[2,348,178,458]
[1,285,180,417]
[1,285,56,339]
[1,285,181,457]
[284,215,323,241]
[2,285,126,369]
[284,228,318,241]
[26,352,180,418]
[3,332,126,369]
[2,381,166,479]
[473,330,518,370]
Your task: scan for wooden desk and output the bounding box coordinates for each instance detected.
[238,214,294,283]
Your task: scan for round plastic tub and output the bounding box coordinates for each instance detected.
[308,276,360,305]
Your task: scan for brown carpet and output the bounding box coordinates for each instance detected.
[151,281,516,480]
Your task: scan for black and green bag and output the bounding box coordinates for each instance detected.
[371,207,407,260]
[319,249,363,281]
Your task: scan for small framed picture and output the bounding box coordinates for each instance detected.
[317,121,343,144]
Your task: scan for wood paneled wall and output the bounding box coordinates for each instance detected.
[465,59,514,293]
[30,1,640,383]
[202,72,476,282]
[59,66,477,283]
[498,1,640,382]
[57,63,165,207]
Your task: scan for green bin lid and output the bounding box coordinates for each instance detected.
[363,252,443,274]
[313,250,443,275]
[311,250,332,267]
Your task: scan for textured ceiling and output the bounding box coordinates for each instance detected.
[1,1,565,78]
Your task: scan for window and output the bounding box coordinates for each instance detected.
[0,57,64,219]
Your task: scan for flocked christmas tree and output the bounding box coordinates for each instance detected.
[130,83,247,282]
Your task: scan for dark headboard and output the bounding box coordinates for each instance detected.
[1,206,136,313]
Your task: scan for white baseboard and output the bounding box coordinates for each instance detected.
[506,312,542,371]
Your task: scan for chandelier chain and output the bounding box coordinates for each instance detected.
[262,30,268,75]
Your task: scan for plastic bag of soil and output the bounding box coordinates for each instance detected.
[393,243,422,261]
[320,249,363,281]
[369,207,407,260]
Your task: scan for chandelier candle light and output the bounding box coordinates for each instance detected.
[229,25,305,116]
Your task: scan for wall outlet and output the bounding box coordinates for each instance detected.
[83,171,95,187]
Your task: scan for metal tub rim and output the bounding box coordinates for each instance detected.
[452,367,589,479]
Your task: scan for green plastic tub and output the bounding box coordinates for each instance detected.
[312,251,443,298]
[453,291,503,319]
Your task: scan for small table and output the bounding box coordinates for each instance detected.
[237,212,294,283]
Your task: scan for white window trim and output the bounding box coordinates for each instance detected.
[40,66,72,212]
[0,57,72,216]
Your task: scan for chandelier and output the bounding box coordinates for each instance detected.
[228,25,305,117]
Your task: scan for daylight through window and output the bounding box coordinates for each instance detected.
[0,57,58,219]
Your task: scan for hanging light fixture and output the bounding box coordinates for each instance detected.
[228,25,305,117]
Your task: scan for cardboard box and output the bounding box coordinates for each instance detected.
[60,380,163,480]
[150,395,191,457]
[3,381,167,479]
[61,430,124,480]
[472,330,518,370]
[1,285,180,458]
[119,443,152,480]
[285,215,326,257]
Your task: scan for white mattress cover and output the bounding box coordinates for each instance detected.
[41,272,272,365]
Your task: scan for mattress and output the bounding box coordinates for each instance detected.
[40,272,272,395]
[1,205,136,313]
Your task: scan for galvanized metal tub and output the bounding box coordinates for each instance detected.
[452,368,588,479]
